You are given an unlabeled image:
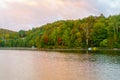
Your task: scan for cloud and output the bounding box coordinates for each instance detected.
[0,0,119,31]
[94,0,120,16]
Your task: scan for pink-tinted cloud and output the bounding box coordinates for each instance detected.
[0,0,119,31]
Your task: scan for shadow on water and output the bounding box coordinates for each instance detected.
[53,49,120,55]
[46,50,120,64]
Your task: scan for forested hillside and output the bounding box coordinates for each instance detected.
[0,28,18,47]
[0,14,120,49]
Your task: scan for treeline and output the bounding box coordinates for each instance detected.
[0,14,120,49]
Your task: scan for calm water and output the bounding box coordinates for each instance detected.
[0,50,120,80]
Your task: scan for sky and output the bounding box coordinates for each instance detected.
[0,0,120,31]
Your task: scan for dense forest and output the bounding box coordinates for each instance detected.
[0,14,120,49]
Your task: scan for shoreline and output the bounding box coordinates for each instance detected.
[0,47,37,50]
[0,47,120,51]
[38,48,120,51]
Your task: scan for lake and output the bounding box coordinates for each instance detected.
[0,50,120,80]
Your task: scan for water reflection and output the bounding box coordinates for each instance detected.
[0,50,120,80]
